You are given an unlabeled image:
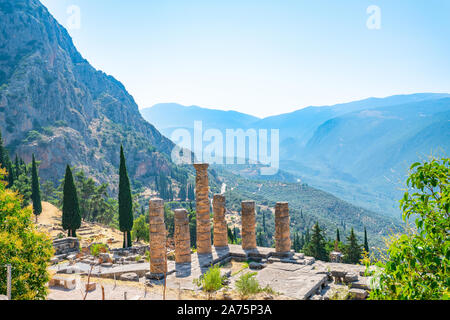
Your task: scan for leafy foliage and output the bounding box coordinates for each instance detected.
[235,272,261,298]
[0,168,53,300]
[193,264,226,296]
[90,243,109,257]
[368,157,450,300]
[131,215,149,242]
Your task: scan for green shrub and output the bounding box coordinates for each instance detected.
[0,168,53,300]
[235,272,261,298]
[90,243,108,257]
[23,130,42,143]
[368,158,450,300]
[193,265,226,295]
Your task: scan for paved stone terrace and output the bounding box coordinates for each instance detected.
[49,244,372,300]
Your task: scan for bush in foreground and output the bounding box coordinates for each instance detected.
[0,168,53,300]
[367,158,449,300]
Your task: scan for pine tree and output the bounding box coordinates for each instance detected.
[14,155,20,180]
[343,228,362,264]
[189,209,197,248]
[168,185,173,201]
[62,165,81,237]
[305,228,311,243]
[118,145,133,248]
[293,232,301,252]
[31,154,42,223]
[227,226,235,244]
[303,222,328,261]
[363,227,369,252]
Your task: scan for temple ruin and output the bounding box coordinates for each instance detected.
[48,163,372,301]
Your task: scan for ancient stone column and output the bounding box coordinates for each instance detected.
[241,201,257,250]
[275,202,291,253]
[213,194,228,248]
[193,163,212,254]
[174,208,191,263]
[149,198,166,278]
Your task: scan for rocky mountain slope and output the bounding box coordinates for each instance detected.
[0,0,181,190]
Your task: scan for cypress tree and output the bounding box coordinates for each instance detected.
[178,184,187,201]
[7,161,14,187]
[262,210,266,233]
[62,165,81,237]
[363,227,369,252]
[123,230,132,248]
[336,228,340,242]
[227,226,234,244]
[118,145,133,248]
[343,228,362,264]
[187,184,195,201]
[14,155,20,179]
[31,154,42,223]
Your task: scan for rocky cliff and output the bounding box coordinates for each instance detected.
[0,0,180,190]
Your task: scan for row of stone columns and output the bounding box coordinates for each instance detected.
[148,163,291,275]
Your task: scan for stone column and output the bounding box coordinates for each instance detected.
[241,201,257,250]
[149,198,166,278]
[174,208,191,263]
[213,194,228,248]
[193,163,212,254]
[275,202,291,253]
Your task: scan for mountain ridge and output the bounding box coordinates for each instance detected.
[141,94,450,216]
[0,0,183,191]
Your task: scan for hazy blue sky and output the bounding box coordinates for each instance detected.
[41,0,450,117]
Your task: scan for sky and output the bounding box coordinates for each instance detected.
[40,0,450,118]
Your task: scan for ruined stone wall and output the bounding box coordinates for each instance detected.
[53,237,80,256]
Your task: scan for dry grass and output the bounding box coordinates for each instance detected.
[35,202,124,248]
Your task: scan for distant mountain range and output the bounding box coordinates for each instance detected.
[141,93,450,217]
